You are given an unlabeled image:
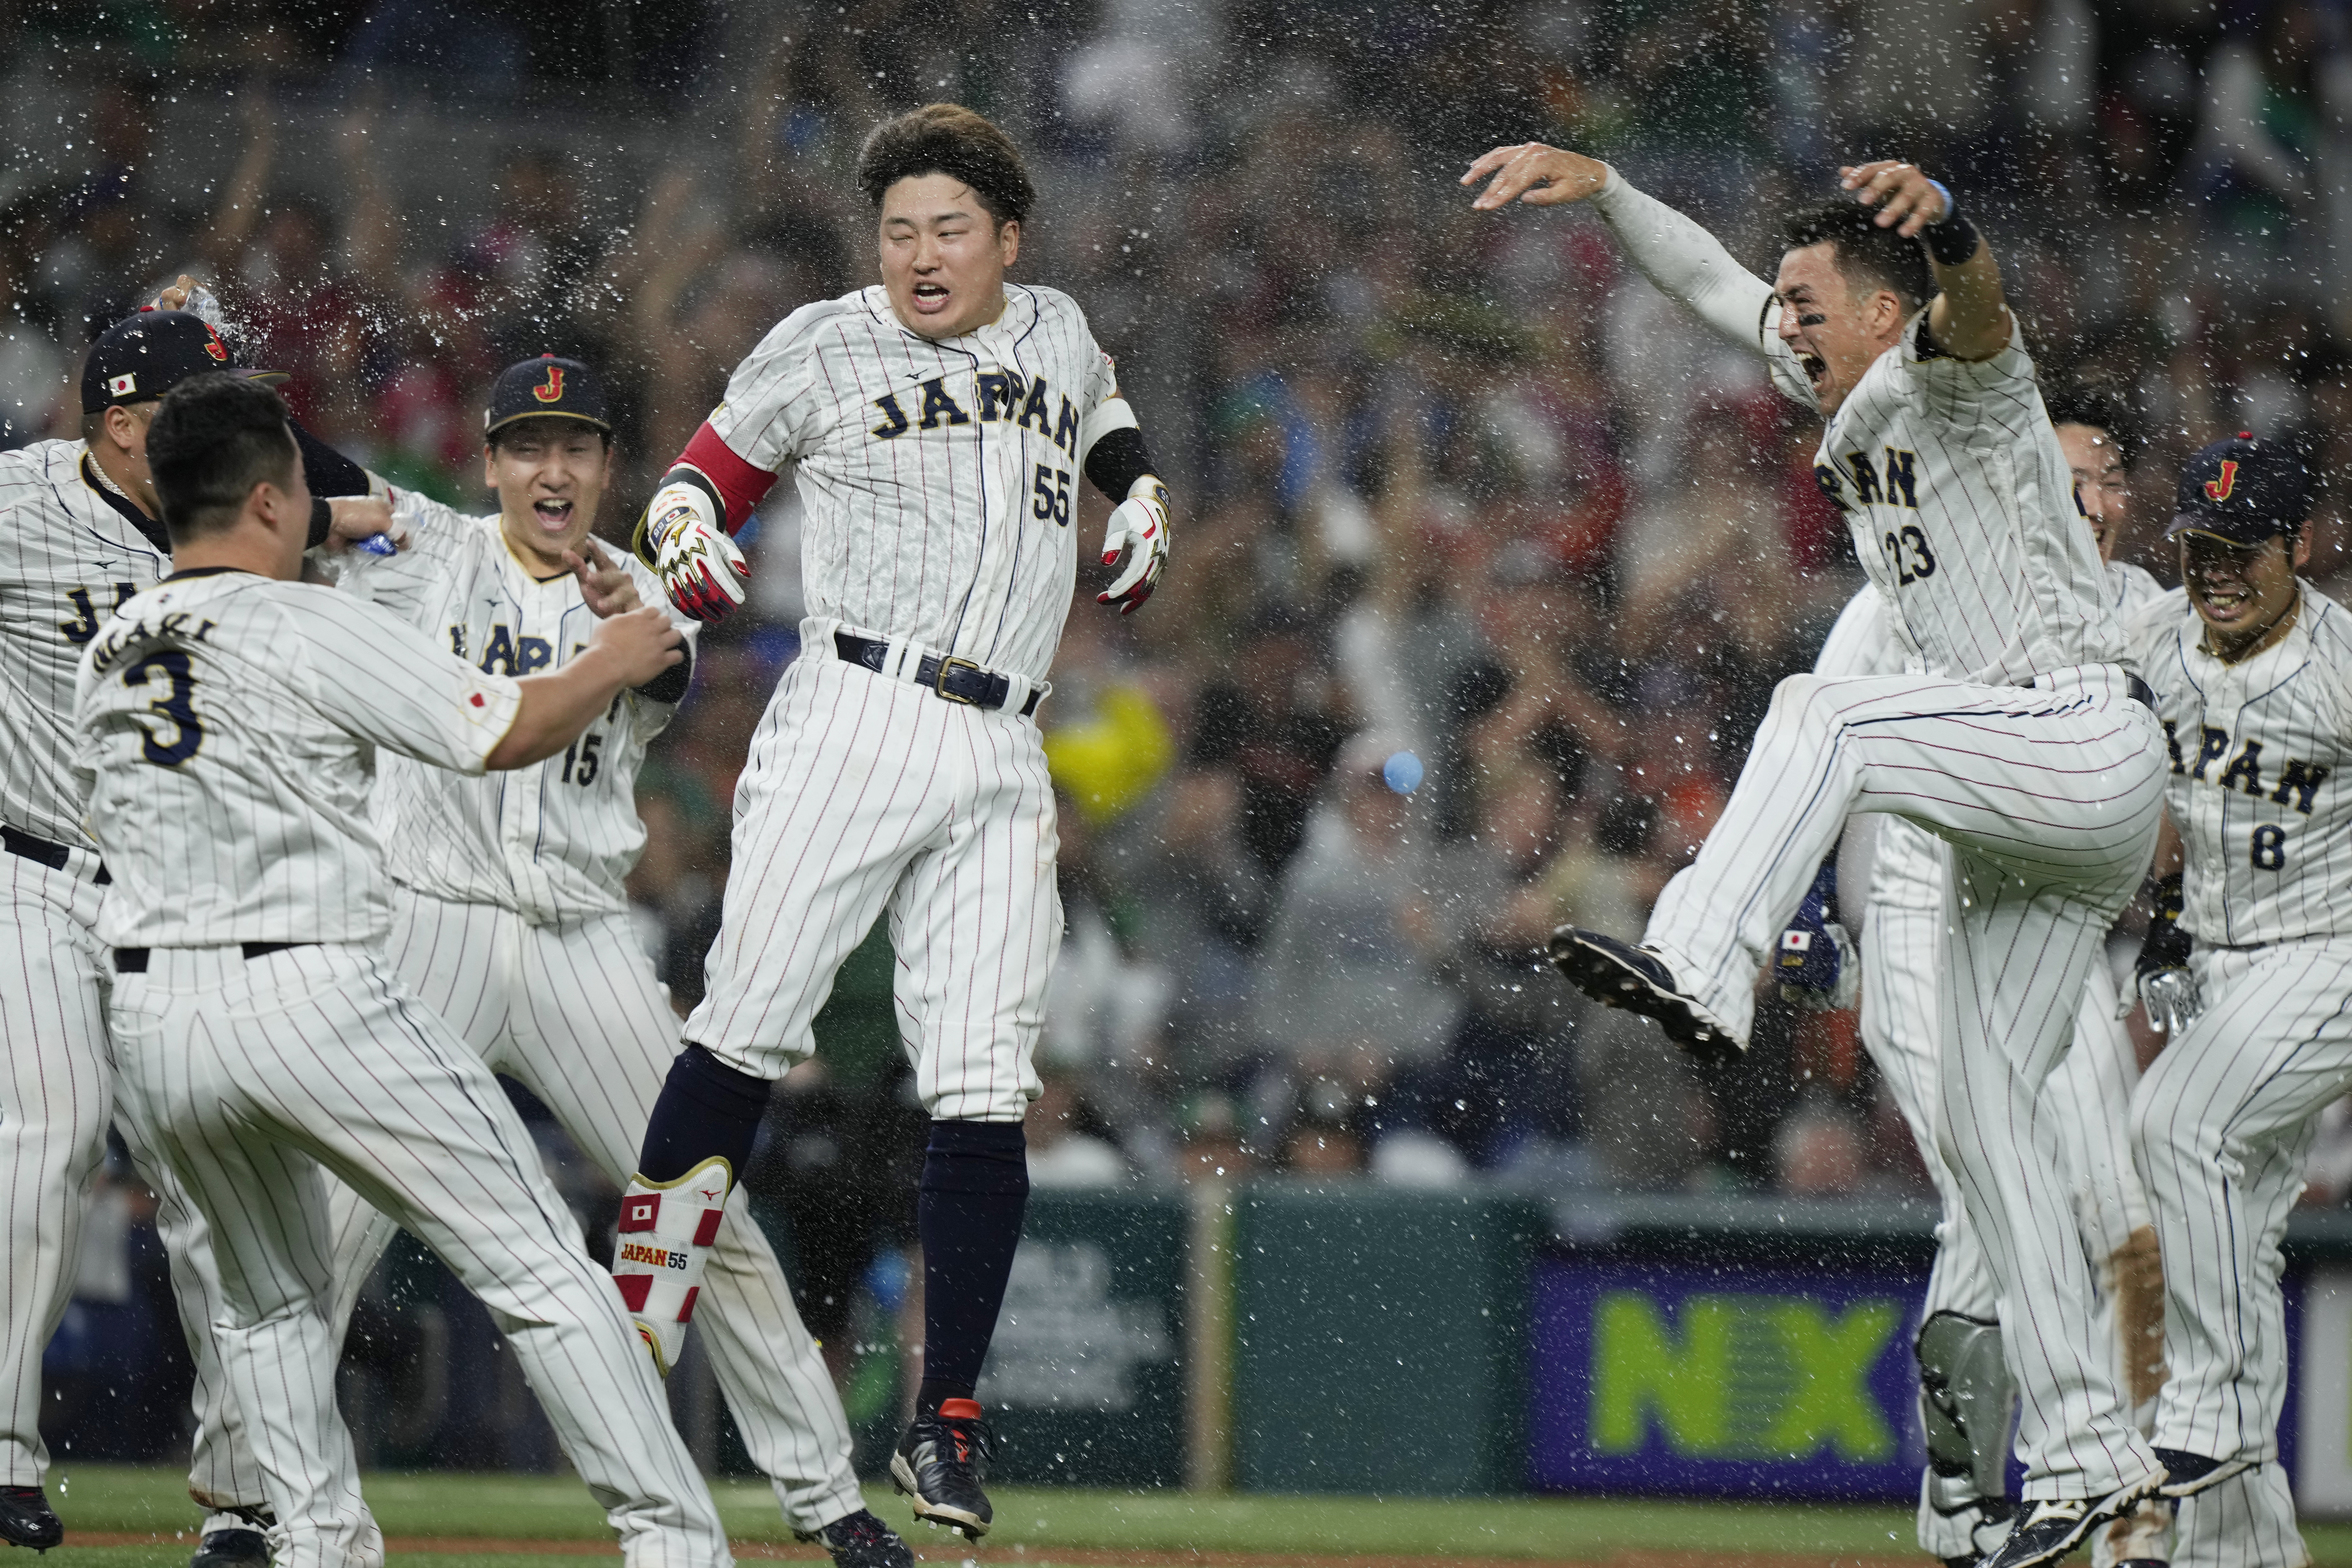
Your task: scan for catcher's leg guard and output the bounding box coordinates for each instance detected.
[611,1158,732,1377]
[1918,1310,2017,1514]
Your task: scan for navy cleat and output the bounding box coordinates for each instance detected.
[1548,927,1743,1063]
[890,1398,995,1539]
[797,1507,913,1568]
[0,1488,59,1553]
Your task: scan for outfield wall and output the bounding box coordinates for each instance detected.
[41,1186,2352,1510]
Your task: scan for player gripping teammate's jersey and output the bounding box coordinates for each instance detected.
[320,357,907,1567]
[1467,143,2169,1566]
[75,372,725,1568]
[613,105,1173,1542]
[2126,434,2352,1568]
[0,307,394,1560]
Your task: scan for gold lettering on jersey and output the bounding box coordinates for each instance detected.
[917,377,970,429]
[59,583,137,647]
[1881,449,1919,508]
[870,393,910,440]
[1844,451,1884,506]
[1812,463,1849,515]
[1054,396,1079,455]
[475,626,553,676]
[2163,720,2327,814]
[88,611,214,676]
[1016,377,1053,435]
[976,370,1026,419]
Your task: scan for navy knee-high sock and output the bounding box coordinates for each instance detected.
[916,1119,1028,1415]
[637,1044,772,1184]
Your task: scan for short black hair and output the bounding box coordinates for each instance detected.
[1779,201,1934,317]
[2043,383,2142,469]
[486,415,611,452]
[147,372,299,543]
[856,103,1034,227]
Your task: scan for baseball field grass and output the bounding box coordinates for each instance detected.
[35,1466,2352,1568]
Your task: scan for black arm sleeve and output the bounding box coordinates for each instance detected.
[1082,426,1158,502]
[291,418,370,497]
[634,645,694,705]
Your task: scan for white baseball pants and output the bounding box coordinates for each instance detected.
[1647,668,2167,1498]
[0,851,263,1509]
[686,652,1056,1120]
[106,942,730,1568]
[309,887,864,1534]
[1859,817,2164,1557]
[2133,934,2352,1568]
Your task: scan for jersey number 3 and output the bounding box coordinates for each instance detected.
[124,651,204,768]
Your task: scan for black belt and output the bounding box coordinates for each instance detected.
[3,826,110,885]
[833,632,1043,717]
[114,943,312,974]
[2128,674,2156,710]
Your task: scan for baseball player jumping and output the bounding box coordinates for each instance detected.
[2126,433,2348,1568]
[72,371,725,1568]
[612,103,1171,1540]
[1784,392,2170,1568]
[0,304,392,1562]
[1467,144,2169,1566]
[312,354,908,1568]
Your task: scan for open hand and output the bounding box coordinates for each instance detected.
[1462,142,1610,211]
[1840,161,1951,238]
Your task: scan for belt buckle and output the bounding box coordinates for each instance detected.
[934,655,982,704]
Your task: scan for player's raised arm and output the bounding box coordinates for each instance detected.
[1841,160,2010,363]
[487,606,682,769]
[1463,141,1779,361]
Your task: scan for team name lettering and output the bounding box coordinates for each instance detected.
[1832,448,1920,511]
[60,583,137,646]
[867,371,1082,455]
[476,626,553,676]
[617,1241,689,1270]
[2161,720,2328,814]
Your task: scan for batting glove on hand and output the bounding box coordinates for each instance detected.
[1098,477,1170,615]
[1776,861,1859,1011]
[2136,871,2201,1034]
[640,481,748,624]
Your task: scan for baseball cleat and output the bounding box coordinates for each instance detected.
[890,1399,995,1538]
[2152,1447,2253,1498]
[796,1507,913,1568]
[0,1487,60,1552]
[1547,927,1742,1063]
[1977,1469,2166,1568]
[188,1528,270,1568]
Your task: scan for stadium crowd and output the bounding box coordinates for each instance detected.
[5,0,2352,1240]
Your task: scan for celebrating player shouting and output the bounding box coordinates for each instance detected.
[2127,434,2350,1568]
[614,104,1172,1540]
[73,373,724,1568]
[1466,144,2169,1565]
[315,355,908,1568]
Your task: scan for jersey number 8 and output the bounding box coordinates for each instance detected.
[124,651,204,768]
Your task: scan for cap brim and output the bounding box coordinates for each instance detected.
[485,408,612,437]
[234,368,288,384]
[2166,511,2277,546]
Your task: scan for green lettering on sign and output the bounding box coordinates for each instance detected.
[1588,1291,1901,1462]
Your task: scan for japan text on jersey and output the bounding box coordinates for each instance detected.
[0,441,173,848]
[1793,311,2123,687]
[331,498,697,923]
[709,284,1131,685]
[2130,583,2352,947]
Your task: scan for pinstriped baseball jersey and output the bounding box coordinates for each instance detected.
[1808,312,2125,686]
[0,439,172,848]
[707,283,1133,683]
[328,496,697,923]
[72,570,523,947]
[2127,583,2352,947]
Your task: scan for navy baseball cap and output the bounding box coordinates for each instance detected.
[80,310,283,414]
[2168,432,2313,547]
[485,355,609,439]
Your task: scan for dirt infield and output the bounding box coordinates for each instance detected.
[70,1535,1921,1568]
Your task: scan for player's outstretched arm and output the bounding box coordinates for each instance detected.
[1465,141,1778,361]
[1842,160,2010,363]
[487,605,681,769]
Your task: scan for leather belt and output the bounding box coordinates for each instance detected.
[2128,674,2156,710]
[114,943,312,974]
[832,631,1043,717]
[3,826,110,885]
